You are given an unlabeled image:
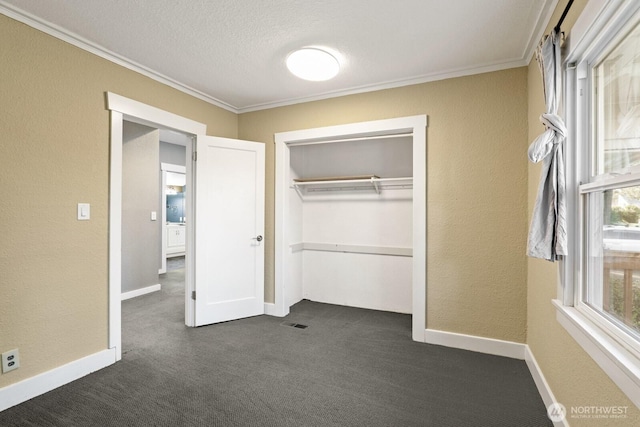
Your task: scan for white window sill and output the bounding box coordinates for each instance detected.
[552,300,640,408]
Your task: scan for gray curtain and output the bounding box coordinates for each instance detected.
[527,29,567,261]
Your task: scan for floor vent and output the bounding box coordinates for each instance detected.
[281,321,309,329]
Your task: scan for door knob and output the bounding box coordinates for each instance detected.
[255,235,263,242]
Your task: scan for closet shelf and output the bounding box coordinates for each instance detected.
[292,176,412,194]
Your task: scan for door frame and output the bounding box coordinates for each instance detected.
[107,92,205,360]
[160,163,187,274]
[274,115,427,342]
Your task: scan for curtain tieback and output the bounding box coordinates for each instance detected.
[528,113,567,163]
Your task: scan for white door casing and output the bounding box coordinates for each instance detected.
[107,93,266,357]
[194,136,265,326]
[107,92,205,359]
[274,115,427,342]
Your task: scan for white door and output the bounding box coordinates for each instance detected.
[194,136,265,326]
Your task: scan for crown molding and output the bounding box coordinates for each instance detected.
[522,0,560,64]
[2,0,557,115]
[0,2,238,113]
[238,59,528,113]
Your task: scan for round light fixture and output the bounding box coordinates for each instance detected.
[286,47,340,81]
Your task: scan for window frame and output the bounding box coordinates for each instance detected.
[560,0,640,408]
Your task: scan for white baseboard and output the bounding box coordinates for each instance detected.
[264,302,288,317]
[424,328,526,360]
[121,284,161,301]
[525,346,568,427]
[423,329,564,426]
[0,348,116,412]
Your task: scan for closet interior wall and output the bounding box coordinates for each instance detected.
[287,136,413,313]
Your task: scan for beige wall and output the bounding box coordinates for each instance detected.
[239,68,529,343]
[0,15,236,387]
[527,0,639,424]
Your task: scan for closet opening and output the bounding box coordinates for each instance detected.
[275,116,427,341]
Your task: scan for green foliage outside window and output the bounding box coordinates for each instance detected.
[607,275,640,333]
[611,205,640,224]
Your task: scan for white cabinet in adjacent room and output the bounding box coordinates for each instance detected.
[166,224,186,256]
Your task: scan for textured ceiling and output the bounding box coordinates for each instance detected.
[0,0,557,112]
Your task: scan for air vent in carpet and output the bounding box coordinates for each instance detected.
[281,321,308,329]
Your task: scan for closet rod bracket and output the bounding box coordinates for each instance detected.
[371,177,380,194]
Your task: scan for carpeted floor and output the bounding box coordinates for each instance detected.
[0,269,552,426]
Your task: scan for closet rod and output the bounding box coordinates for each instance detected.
[287,132,413,147]
[292,177,412,187]
[303,184,412,193]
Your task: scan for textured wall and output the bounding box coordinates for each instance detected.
[239,67,529,343]
[526,0,639,424]
[0,15,236,388]
[122,123,160,294]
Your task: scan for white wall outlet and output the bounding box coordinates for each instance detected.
[1,349,19,373]
[151,211,157,221]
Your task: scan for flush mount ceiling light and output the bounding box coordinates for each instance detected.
[286,48,340,81]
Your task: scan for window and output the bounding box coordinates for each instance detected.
[582,21,640,340]
[583,187,640,338]
[593,22,640,176]
[561,0,640,406]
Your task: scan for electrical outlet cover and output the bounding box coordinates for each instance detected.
[2,349,20,373]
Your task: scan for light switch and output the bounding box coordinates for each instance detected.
[151,211,157,221]
[77,203,90,220]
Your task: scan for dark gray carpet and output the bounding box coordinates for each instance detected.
[0,270,551,426]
